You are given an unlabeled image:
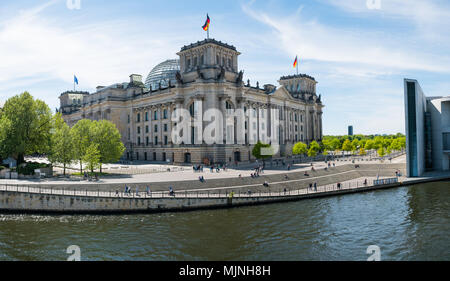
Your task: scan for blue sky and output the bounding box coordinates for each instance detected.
[0,0,449,135]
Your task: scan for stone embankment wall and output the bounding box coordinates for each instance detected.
[0,163,418,214]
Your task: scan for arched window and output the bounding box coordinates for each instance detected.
[201,55,204,65]
[216,55,220,64]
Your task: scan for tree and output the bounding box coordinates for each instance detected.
[252,141,273,160]
[0,92,52,164]
[359,147,367,156]
[82,143,100,173]
[342,139,353,152]
[377,146,386,157]
[48,113,74,175]
[351,139,359,154]
[71,119,94,174]
[307,141,320,157]
[331,138,341,151]
[292,142,308,155]
[365,140,375,150]
[92,120,125,172]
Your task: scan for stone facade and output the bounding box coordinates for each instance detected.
[60,39,324,164]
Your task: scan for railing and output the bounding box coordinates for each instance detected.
[373,177,398,186]
[0,177,397,201]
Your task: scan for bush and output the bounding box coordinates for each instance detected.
[17,162,50,175]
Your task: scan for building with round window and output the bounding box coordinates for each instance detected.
[60,38,324,164]
[144,59,180,90]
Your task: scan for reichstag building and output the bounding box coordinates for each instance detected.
[59,38,324,164]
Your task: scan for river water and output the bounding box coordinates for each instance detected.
[0,181,448,261]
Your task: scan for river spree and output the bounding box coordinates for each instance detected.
[0,181,448,261]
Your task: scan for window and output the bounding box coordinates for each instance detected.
[154,111,158,120]
[146,125,149,133]
[137,137,141,145]
[164,124,168,132]
[137,113,140,123]
[295,114,298,122]
[154,136,158,144]
[146,136,149,146]
[127,115,130,124]
[216,55,220,64]
[164,136,168,145]
[163,109,168,119]
[189,102,198,117]
[127,128,130,140]
[154,125,158,133]
[136,152,139,160]
[201,55,204,65]
[137,126,141,134]
[444,133,450,150]
[228,58,232,68]
[145,112,149,122]
[194,57,197,67]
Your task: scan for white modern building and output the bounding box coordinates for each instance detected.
[404,79,450,177]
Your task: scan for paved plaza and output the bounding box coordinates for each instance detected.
[1,154,408,186]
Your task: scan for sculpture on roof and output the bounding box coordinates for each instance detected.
[175,71,183,85]
[218,66,225,81]
[236,70,244,85]
[197,66,204,80]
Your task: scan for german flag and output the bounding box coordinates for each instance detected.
[202,14,210,31]
[293,56,298,68]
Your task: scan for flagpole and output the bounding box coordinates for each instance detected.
[296,55,299,75]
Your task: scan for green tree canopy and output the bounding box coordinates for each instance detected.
[71,119,94,174]
[0,92,52,163]
[82,143,100,173]
[293,142,308,155]
[307,141,320,157]
[342,139,353,152]
[92,120,126,172]
[48,113,74,175]
[252,141,273,160]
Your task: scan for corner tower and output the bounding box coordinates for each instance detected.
[176,39,241,83]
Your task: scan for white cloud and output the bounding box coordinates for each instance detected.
[0,1,186,92]
[242,2,450,74]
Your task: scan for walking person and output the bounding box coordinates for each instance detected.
[314,182,317,192]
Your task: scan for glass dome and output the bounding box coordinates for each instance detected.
[145,59,180,90]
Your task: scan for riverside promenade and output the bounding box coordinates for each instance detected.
[0,154,449,214]
[0,171,448,214]
[0,156,450,214]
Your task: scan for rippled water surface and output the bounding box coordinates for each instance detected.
[0,181,448,261]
